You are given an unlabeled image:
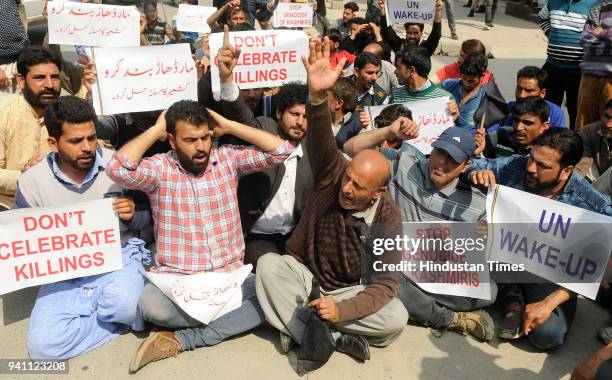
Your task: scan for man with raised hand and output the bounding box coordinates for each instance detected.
[256,37,408,363]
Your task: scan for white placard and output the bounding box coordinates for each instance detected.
[486,185,612,299]
[176,4,216,33]
[209,30,308,92]
[366,97,454,154]
[272,2,313,28]
[399,222,492,300]
[385,0,436,26]
[91,44,198,115]
[144,264,252,324]
[47,1,140,47]
[0,199,123,295]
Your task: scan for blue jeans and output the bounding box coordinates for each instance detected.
[523,282,577,351]
[27,239,149,360]
[139,274,264,350]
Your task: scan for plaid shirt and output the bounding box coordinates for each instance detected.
[107,141,293,273]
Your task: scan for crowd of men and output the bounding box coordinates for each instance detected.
[0,0,611,378]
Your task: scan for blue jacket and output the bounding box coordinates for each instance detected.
[470,155,612,215]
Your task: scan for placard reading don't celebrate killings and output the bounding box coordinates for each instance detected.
[209,30,308,93]
[0,199,123,295]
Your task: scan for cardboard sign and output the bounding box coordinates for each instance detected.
[366,97,453,154]
[209,30,308,92]
[385,0,436,26]
[0,199,123,295]
[47,1,140,47]
[176,3,216,33]
[91,44,198,115]
[144,264,252,324]
[272,2,313,28]
[486,185,612,299]
[396,222,492,300]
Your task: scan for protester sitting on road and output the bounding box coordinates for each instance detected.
[19,96,151,360]
[371,104,413,149]
[351,52,388,111]
[483,97,551,158]
[329,77,363,149]
[256,37,408,365]
[207,0,247,30]
[107,99,294,373]
[339,17,391,61]
[326,28,356,69]
[469,128,612,350]
[432,39,494,85]
[335,1,360,38]
[442,52,488,132]
[345,121,495,341]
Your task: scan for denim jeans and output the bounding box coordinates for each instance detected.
[139,274,265,350]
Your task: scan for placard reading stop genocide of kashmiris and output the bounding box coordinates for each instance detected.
[91,44,198,115]
[176,3,216,33]
[365,97,454,154]
[385,0,436,25]
[272,3,313,28]
[0,199,123,295]
[47,1,140,47]
[209,30,308,93]
[487,185,612,300]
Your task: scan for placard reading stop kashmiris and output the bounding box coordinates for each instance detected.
[0,199,123,295]
[91,44,198,115]
[209,30,308,93]
[273,3,313,28]
[385,0,436,25]
[47,1,140,47]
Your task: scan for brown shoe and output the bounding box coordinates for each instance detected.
[129,331,182,373]
[448,310,494,341]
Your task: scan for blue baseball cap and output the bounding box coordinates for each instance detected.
[430,127,476,163]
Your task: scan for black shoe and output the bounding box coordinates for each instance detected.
[335,333,370,362]
[468,9,475,17]
[476,5,485,12]
[463,0,472,7]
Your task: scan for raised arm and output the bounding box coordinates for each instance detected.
[303,37,348,185]
[207,108,286,151]
[343,116,418,157]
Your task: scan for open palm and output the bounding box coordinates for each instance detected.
[301,37,346,95]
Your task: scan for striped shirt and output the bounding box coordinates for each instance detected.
[380,144,486,222]
[390,81,456,104]
[580,0,612,76]
[107,142,293,274]
[539,0,597,68]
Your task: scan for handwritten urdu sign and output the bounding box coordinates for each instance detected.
[385,0,436,25]
[209,29,308,93]
[91,44,198,115]
[176,3,216,33]
[487,185,612,299]
[144,264,253,324]
[272,2,313,28]
[365,97,454,154]
[47,1,140,47]
[0,199,123,295]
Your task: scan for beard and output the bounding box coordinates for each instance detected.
[176,148,209,176]
[22,84,60,110]
[524,170,562,193]
[58,150,95,173]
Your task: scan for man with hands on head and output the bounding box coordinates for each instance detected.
[107,93,294,372]
[256,36,408,363]
[339,17,391,61]
[469,128,612,349]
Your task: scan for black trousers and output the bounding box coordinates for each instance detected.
[244,233,290,273]
[543,62,582,130]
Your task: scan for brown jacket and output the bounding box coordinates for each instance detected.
[576,121,611,177]
[286,100,401,323]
